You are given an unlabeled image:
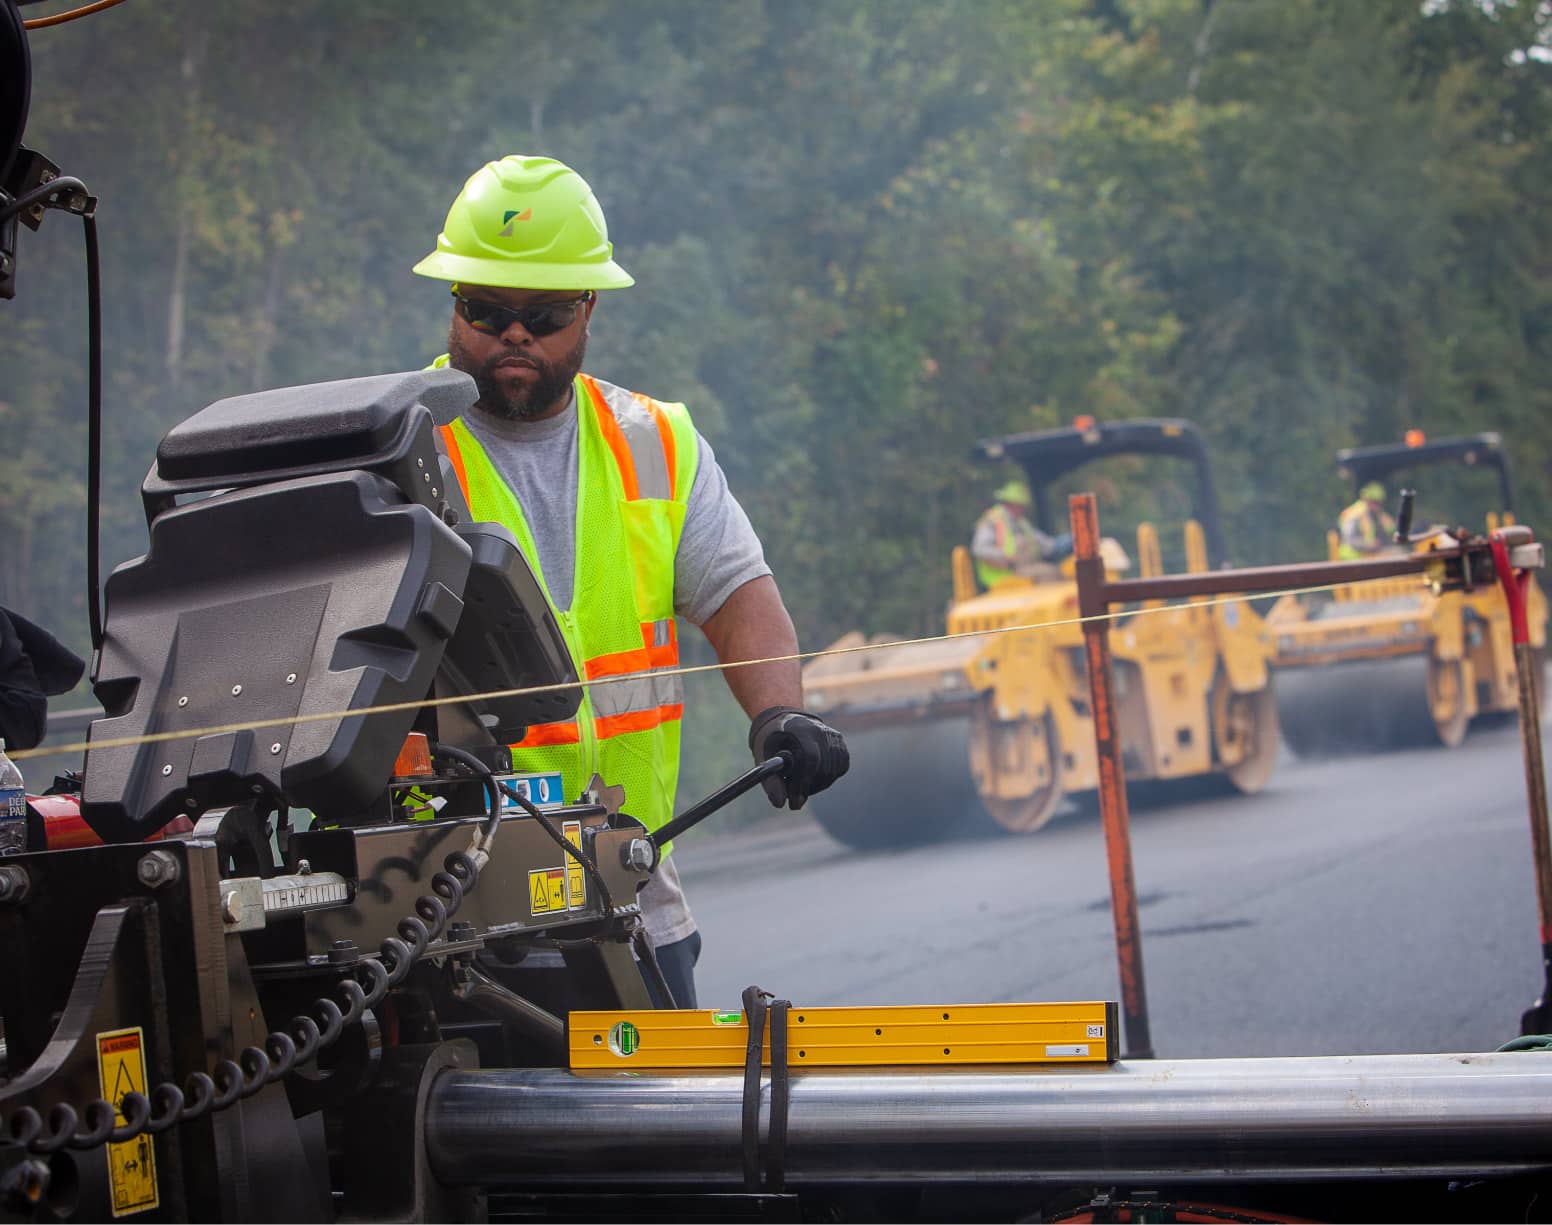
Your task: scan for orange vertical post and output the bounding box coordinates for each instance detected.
[1070,492,1155,1059]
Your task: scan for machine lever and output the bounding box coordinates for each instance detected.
[647,754,792,854]
[1393,488,1415,544]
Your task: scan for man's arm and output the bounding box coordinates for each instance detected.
[697,575,848,809]
[697,575,802,717]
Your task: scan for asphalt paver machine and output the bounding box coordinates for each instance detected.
[3,377,1552,1222]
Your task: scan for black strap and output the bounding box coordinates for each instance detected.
[739,985,770,1192]
[766,997,791,1192]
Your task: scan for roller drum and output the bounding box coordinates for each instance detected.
[1278,657,1457,758]
[425,1054,1552,1187]
[808,715,978,849]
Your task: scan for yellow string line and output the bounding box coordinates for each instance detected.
[12,576,1393,763]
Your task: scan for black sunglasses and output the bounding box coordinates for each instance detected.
[451,289,594,338]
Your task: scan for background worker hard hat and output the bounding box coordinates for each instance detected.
[413,155,634,291]
[1360,481,1386,502]
[994,479,1033,507]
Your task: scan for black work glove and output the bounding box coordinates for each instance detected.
[748,706,849,810]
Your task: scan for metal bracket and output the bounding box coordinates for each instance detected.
[221,869,351,933]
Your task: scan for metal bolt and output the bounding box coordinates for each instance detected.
[231,684,243,696]
[137,849,181,890]
[417,457,425,468]
[431,487,439,498]
[422,471,431,483]
[39,169,55,184]
[177,695,188,707]
[328,938,358,966]
[221,890,243,924]
[449,920,476,942]
[269,742,282,755]
[622,838,656,872]
[161,764,173,777]
[285,673,297,685]
[0,865,31,904]
[296,858,311,875]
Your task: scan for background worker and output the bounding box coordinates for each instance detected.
[972,479,1071,588]
[415,155,848,1008]
[1337,481,1397,559]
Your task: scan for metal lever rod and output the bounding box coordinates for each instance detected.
[650,755,791,849]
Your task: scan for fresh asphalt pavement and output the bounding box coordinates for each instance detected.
[674,721,1547,1059]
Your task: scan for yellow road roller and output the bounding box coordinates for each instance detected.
[802,418,1279,849]
[1270,430,1547,757]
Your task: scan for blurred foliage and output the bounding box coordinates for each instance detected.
[4,0,1551,812]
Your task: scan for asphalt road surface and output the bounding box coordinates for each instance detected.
[675,721,1546,1059]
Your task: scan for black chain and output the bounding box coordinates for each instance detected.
[6,847,484,1156]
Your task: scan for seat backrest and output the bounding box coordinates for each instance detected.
[83,371,579,841]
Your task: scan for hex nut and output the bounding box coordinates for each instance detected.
[137,849,181,889]
[622,838,656,872]
[0,865,32,905]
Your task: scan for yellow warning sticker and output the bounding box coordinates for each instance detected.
[529,867,567,914]
[563,820,586,908]
[96,1027,159,1217]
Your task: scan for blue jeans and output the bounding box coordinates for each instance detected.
[646,930,702,1009]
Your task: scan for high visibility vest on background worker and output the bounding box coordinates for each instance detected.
[435,363,700,838]
[1336,495,1394,560]
[974,504,1027,588]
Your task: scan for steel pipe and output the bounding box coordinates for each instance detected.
[425,1054,1552,1186]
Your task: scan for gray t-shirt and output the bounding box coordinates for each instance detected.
[459,390,769,624]
[458,380,771,947]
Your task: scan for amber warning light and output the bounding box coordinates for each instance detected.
[1405,428,1426,448]
[393,732,434,779]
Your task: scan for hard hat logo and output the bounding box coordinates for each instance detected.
[413,154,634,291]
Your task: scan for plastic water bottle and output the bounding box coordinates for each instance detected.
[0,740,26,856]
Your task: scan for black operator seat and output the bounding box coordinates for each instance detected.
[82,370,578,843]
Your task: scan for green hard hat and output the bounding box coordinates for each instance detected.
[1360,481,1386,502]
[994,479,1033,506]
[413,155,634,291]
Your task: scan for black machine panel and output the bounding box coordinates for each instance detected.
[82,370,580,840]
[141,368,475,520]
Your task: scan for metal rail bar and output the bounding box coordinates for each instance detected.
[424,1053,1552,1186]
[1092,554,1454,608]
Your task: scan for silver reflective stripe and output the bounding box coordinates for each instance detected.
[650,619,673,648]
[591,670,685,719]
[597,380,672,501]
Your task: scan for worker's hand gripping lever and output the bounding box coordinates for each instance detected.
[627,754,793,872]
[1488,526,1552,1035]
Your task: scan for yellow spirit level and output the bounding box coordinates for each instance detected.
[570,1001,1118,1069]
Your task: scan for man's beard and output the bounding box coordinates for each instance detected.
[447,328,588,422]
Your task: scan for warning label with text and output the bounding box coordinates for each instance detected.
[96,1027,159,1217]
[529,821,589,914]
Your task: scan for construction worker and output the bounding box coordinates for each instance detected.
[1337,481,1396,559]
[972,479,1070,587]
[415,156,848,1008]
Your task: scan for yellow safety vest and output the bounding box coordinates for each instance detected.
[435,367,700,838]
[974,503,1033,588]
[1337,499,1393,560]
